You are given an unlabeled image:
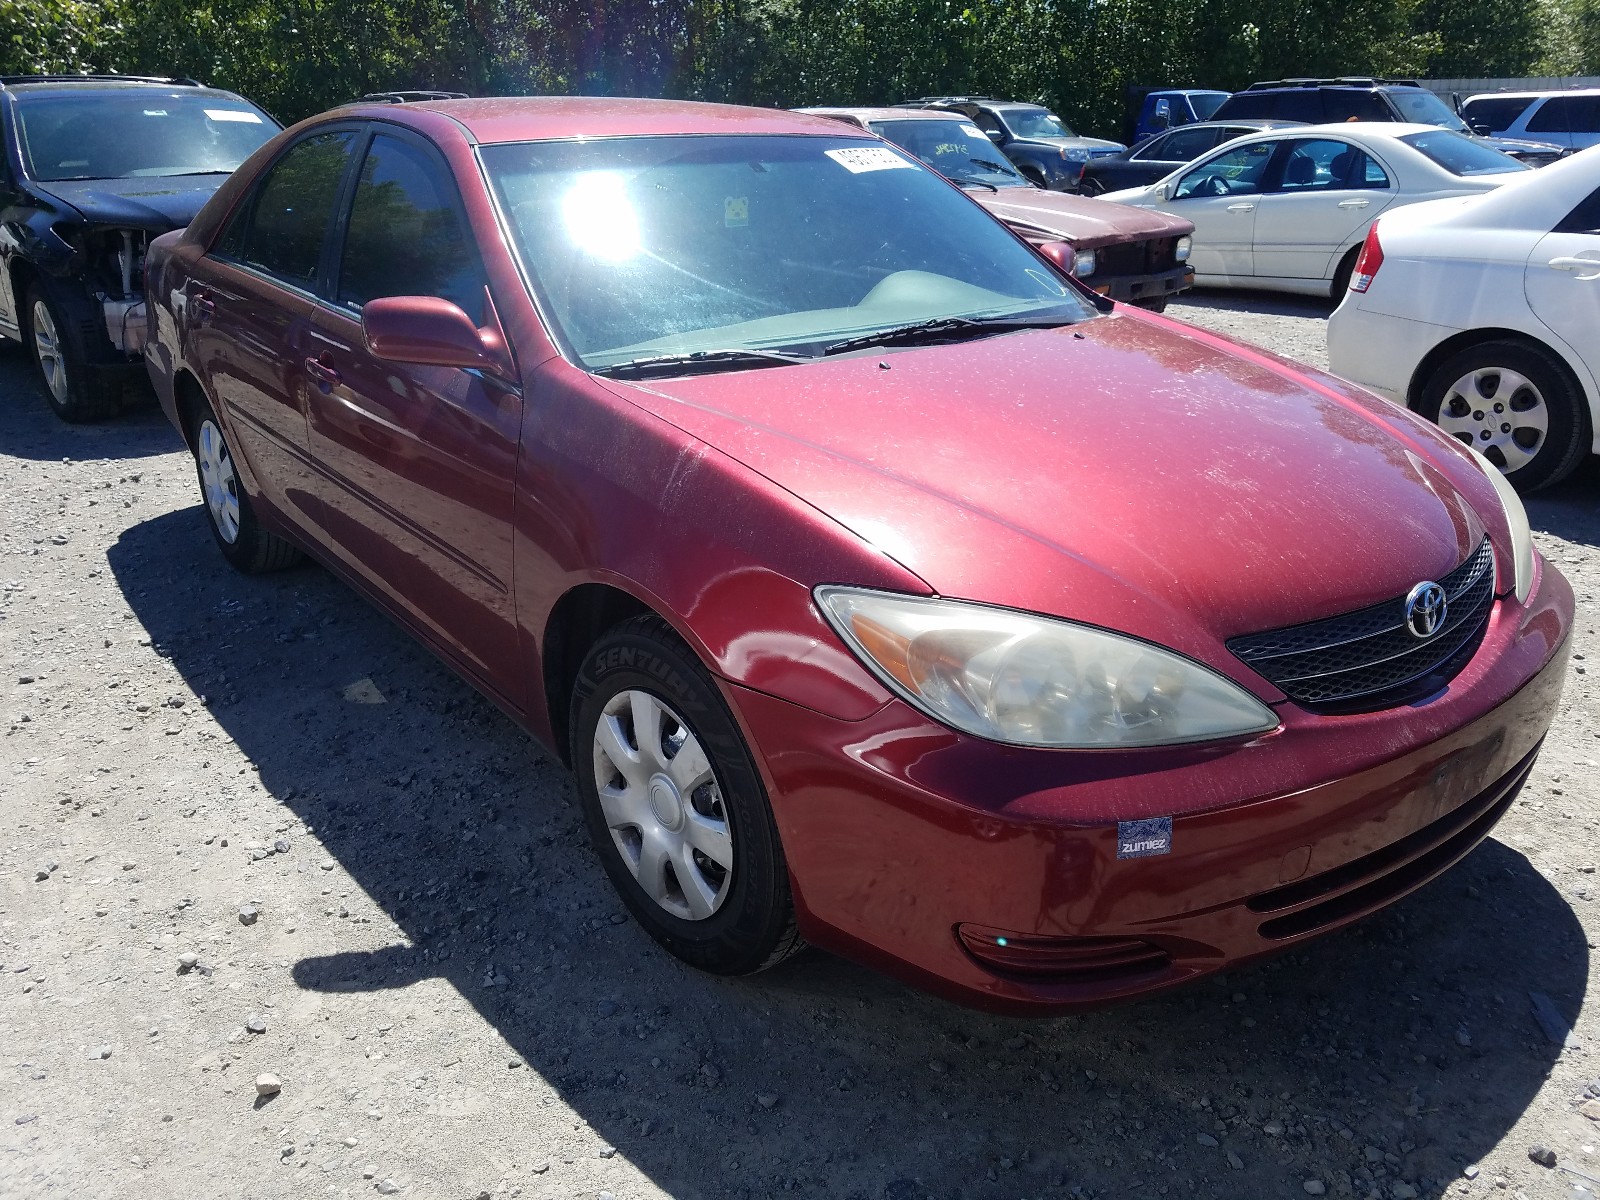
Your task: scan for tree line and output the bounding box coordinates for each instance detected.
[5,0,1599,137]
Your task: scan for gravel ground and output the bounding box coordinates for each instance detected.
[4,291,1600,1200]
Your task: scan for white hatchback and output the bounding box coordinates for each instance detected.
[1327,146,1600,492]
[1103,123,1528,297]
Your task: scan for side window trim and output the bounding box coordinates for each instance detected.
[210,123,365,297]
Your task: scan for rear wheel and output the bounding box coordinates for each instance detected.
[188,394,302,572]
[25,285,122,422]
[1079,176,1106,197]
[571,616,802,976]
[1330,245,1361,299]
[1419,340,1588,493]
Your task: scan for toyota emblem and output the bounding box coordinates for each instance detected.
[1404,581,1448,639]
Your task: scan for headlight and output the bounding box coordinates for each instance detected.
[1060,146,1090,162]
[816,588,1279,748]
[1465,446,1535,603]
[1072,248,1097,276]
[1175,235,1192,263]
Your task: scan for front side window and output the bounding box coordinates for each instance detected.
[1527,96,1577,134]
[1190,93,1227,121]
[218,132,356,289]
[1004,108,1075,138]
[1322,92,1391,122]
[1386,88,1471,132]
[870,119,1026,187]
[481,135,1093,369]
[1400,130,1529,176]
[1274,139,1388,191]
[336,134,484,318]
[16,90,278,182]
[1462,96,1537,133]
[1173,141,1276,198]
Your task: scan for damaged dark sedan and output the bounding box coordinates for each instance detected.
[0,74,278,421]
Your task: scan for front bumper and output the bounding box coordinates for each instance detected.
[1090,264,1193,306]
[732,558,1572,1014]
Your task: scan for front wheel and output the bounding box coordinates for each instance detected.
[25,285,122,422]
[188,395,303,573]
[1419,340,1588,493]
[1078,176,1106,197]
[571,616,802,975]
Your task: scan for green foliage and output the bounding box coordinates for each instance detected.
[5,0,1597,135]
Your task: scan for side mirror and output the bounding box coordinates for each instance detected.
[1470,122,1491,136]
[1151,105,1171,131]
[1034,241,1077,275]
[361,295,515,381]
[1159,181,1175,202]
[986,129,1006,145]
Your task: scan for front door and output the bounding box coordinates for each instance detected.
[1167,139,1277,277]
[1252,138,1397,281]
[305,129,524,709]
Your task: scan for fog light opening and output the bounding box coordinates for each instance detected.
[956,923,1171,984]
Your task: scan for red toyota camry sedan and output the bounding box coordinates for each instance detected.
[143,98,1572,1014]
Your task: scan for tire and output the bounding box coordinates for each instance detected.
[187,394,303,573]
[1020,167,1046,188]
[1079,176,1106,197]
[24,284,122,422]
[1419,340,1589,493]
[570,615,803,976]
[1330,245,1361,299]
[1133,296,1169,314]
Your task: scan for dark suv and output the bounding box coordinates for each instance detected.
[895,96,1125,191]
[1211,78,1564,167]
[0,75,279,421]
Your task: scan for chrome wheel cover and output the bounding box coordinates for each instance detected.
[196,419,242,544]
[31,300,67,404]
[591,689,733,921]
[1438,366,1549,475]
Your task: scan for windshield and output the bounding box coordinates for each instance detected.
[1400,130,1529,176]
[481,135,1092,370]
[1004,109,1076,139]
[17,90,278,182]
[869,118,1029,188]
[1387,88,1470,132]
[1190,93,1227,121]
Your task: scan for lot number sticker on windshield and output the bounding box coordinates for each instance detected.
[205,109,264,123]
[825,147,914,173]
[961,125,988,140]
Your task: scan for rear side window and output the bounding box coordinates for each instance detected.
[335,134,484,318]
[1462,96,1537,132]
[1138,126,1216,161]
[217,131,356,289]
[1273,93,1327,123]
[1557,185,1600,234]
[1275,139,1390,190]
[1322,92,1391,121]
[1527,97,1577,134]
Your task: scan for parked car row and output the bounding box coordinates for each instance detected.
[0,79,1585,1014]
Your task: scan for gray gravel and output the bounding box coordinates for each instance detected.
[3,294,1600,1200]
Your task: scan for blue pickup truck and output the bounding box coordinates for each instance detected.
[1130,89,1230,142]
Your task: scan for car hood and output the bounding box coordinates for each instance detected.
[975,188,1194,247]
[1484,134,1563,157]
[600,311,1494,678]
[1028,135,1125,153]
[31,174,230,231]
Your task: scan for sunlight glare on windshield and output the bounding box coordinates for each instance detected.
[562,171,641,261]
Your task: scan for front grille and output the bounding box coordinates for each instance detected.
[1227,538,1495,710]
[1094,237,1176,278]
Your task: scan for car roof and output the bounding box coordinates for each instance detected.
[797,106,979,123]
[1228,121,1440,140]
[1464,88,1600,102]
[337,96,874,144]
[1165,119,1307,130]
[1,75,212,95]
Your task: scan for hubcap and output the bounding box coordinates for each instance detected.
[591,689,733,921]
[31,300,67,403]
[196,420,242,544]
[1437,366,1548,475]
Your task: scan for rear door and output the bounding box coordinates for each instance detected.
[1164,138,1278,276]
[1525,183,1600,388]
[1251,138,1396,281]
[1525,95,1577,150]
[304,127,524,708]
[192,128,360,536]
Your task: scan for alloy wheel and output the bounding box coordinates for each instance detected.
[196,420,242,544]
[1437,366,1549,475]
[591,688,734,921]
[31,300,67,404]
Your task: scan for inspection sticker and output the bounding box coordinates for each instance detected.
[1116,816,1172,859]
[724,196,748,227]
[825,146,914,173]
[205,109,264,123]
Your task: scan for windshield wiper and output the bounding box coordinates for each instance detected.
[970,157,1012,174]
[593,347,811,380]
[956,177,998,193]
[822,313,1077,357]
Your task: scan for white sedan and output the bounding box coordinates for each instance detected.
[1328,145,1600,492]
[1103,123,1528,297]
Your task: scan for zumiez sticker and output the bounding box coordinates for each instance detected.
[1116,816,1172,859]
[205,109,264,123]
[825,147,914,173]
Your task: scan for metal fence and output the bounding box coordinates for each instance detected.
[1419,76,1600,97]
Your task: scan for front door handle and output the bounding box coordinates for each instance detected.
[1226,202,1255,212]
[191,292,215,324]
[304,353,342,389]
[1337,198,1371,209]
[1548,256,1600,278]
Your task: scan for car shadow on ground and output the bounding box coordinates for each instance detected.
[106,500,1586,1200]
[1530,456,1600,545]
[1170,289,1339,320]
[0,341,178,463]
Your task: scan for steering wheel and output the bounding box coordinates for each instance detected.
[1202,175,1230,197]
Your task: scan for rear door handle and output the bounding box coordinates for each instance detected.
[304,354,342,388]
[1226,203,1255,212]
[1337,199,1371,209]
[1548,256,1600,278]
